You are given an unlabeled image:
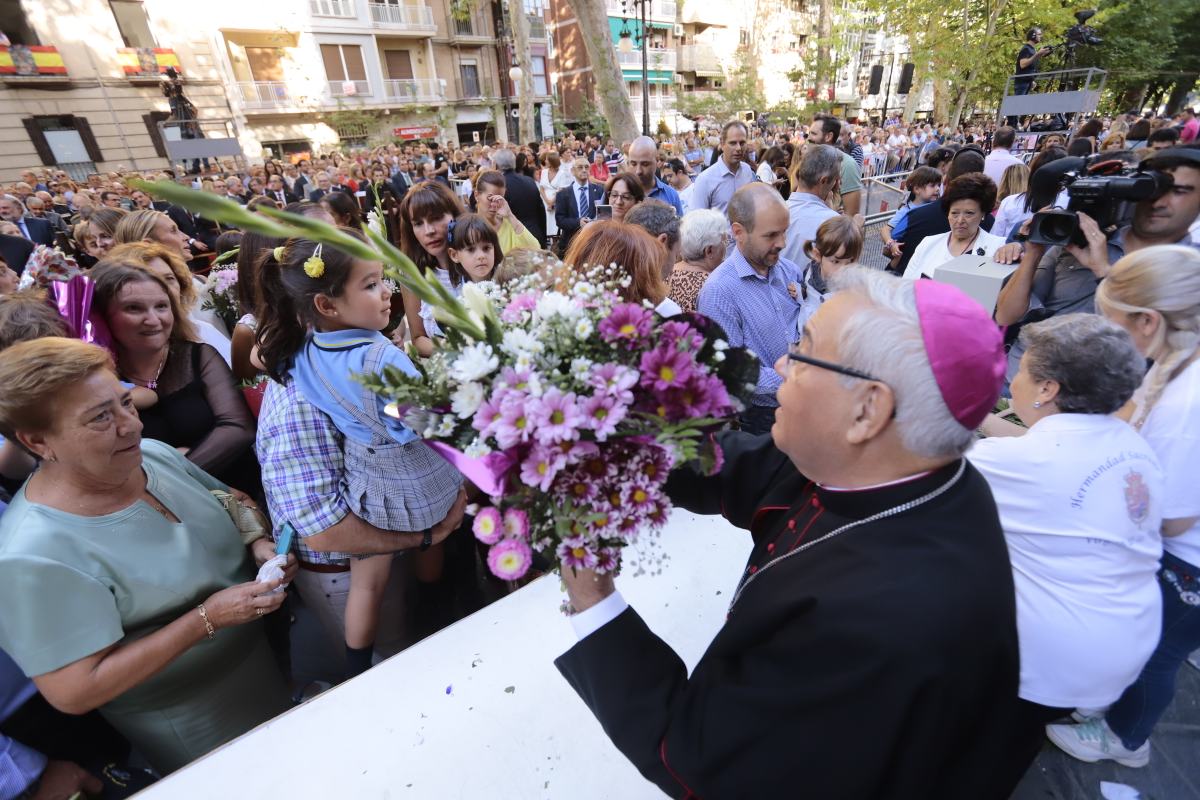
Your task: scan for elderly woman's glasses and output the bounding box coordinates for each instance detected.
[608,192,636,203]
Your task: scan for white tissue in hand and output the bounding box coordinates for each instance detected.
[256,554,288,594]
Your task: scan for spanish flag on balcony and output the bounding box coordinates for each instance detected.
[117,48,181,76]
[0,45,68,76]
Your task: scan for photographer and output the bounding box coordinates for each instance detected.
[995,148,1200,382]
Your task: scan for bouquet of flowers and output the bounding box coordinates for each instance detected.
[136,179,758,583]
[17,245,82,291]
[201,267,240,332]
[358,256,758,581]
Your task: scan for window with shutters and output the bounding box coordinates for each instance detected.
[531,56,548,96]
[22,116,102,175]
[319,43,367,88]
[109,0,157,49]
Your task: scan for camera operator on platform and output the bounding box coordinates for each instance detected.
[995,147,1200,384]
[1015,28,1052,96]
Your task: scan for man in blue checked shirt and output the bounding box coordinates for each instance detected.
[699,183,804,435]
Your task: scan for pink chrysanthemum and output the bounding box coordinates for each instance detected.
[640,345,697,393]
[557,536,599,570]
[502,508,530,540]
[471,395,505,437]
[519,443,568,491]
[580,393,627,440]
[597,303,654,347]
[487,538,533,580]
[659,320,704,351]
[493,394,534,449]
[588,363,639,397]
[472,506,503,545]
[500,292,538,323]
[528,387,584,445]
[594,547,621,574]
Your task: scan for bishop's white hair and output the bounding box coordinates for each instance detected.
[827,267,976,459]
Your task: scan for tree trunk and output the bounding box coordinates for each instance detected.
[509,0,537,143]
[572,0,638,143]
[902,64,926,120]
[1165,75,1197,116]
[815,0,832,99]
[950,0,1008,130]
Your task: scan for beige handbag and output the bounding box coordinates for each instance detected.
[210,489,269,545]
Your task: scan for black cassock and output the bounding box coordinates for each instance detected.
[556,433,1027,799]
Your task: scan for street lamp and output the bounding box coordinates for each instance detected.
[617,0,651,136]
[509,66,523,82]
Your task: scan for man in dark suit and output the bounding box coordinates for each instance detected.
[0,233,34,274]
[0,195,54,247]
[891,147,994,275]
[390,159,416,199]
[308,172,335,203]
[554,156,605,256]
[493,149,546,247]
[265,175,298,206]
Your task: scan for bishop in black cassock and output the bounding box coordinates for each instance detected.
[555,268,1032,799]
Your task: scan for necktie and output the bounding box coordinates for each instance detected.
[19,219,30,240]
[579,185,590,219]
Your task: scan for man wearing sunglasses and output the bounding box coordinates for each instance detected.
[558,270,1038,799]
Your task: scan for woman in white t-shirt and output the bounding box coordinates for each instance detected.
[969,314,1163,765]
[1048,245,1200,768]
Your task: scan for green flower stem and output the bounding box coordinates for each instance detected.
[138,179,485,340]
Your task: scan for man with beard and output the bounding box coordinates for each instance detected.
[698,182,803,435]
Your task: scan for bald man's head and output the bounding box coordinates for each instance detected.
[627,136,660,192]
[727,182,785,233]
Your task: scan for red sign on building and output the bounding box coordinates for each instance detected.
[393,126,438,140]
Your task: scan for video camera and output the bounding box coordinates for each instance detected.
[1064,8,1103,46]
[1027,155,1173,248]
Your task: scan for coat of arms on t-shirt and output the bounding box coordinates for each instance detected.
[1124,470,1150,524]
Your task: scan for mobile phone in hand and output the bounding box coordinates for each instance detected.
[595,204,612,220]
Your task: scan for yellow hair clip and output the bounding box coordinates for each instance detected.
[272,245,285,261]
[303,244,325,279]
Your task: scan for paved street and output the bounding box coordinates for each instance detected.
[1012,665,1200,800]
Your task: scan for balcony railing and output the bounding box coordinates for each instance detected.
[450,12,492,39]
[235,81,294,109]
[527,14,547,39]
[368,3,436,30]
[383,77,443,102]
[630,94,675,113]
[0,44,68,79]
[617,48,676,71]
[311,0,356,17]
[328,79,372,97]
[607,0,676,22]
[678,43,721,75]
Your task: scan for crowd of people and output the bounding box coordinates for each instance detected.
[0,103,1198,798]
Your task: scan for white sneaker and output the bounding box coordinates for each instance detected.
[1071,706,1107,723]
[1045,718,1150,768]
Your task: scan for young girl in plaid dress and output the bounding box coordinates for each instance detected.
[255,234,462,678]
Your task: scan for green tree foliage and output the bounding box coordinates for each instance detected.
[675,54,766,123]
[859,0,1197,121]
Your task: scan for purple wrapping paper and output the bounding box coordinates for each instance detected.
[424,440,515,497]
[52,275,112,351]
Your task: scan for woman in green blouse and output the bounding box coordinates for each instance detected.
[0,337,294,774]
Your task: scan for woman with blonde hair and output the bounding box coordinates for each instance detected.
[996,162,1030,207]
[85,207,127,261]
[107,241,232,365]
[114,209,228,336]
[1048,244,1200,768]
[1100,131,1127,152]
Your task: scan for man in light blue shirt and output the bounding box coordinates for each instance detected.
[626,136,684,216]
[781,144,842,265]
[689,122,757,213]
[698,183,803,435]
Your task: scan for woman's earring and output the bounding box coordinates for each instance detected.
[1032,401,1042,408]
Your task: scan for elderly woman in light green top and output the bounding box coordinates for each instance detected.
[0,337,295,774]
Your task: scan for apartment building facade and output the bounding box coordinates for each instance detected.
[0,0,234,181]
[1,0,556,181]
